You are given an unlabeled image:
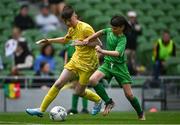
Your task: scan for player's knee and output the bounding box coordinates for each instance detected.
[54,80,65,89]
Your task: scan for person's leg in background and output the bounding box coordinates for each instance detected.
[153,61,161,80]
[81,97,89,113]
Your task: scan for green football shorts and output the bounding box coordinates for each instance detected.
[98,61,132,87]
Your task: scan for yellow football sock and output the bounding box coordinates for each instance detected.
[40,85,60,112]
[83,89,101,103]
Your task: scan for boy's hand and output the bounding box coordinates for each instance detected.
[83,38,89,44]
[36,38,49,44]
[95,45,103,53]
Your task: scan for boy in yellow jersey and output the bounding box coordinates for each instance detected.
[26,5,114,117]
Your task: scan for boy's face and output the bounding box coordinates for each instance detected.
[63,13,77,27]
[111,25,124,35]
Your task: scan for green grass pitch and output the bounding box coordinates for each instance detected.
[0,112,180,124]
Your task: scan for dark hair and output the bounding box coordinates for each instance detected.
[40,61,48,70]
[61,5,75,20]
[41,43,54,57]
[40,3,49,9]
[163,29,169,34]
[20,4,29,10]
[17,42,30,54]
[110,15,132,33]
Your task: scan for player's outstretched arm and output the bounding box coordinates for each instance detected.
[71,38,102,47]
[96,46,120,57]
[36,37,67,45]
[84,30,103,44]
[86,38,102,47]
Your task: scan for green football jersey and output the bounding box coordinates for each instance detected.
[102,28,127,64]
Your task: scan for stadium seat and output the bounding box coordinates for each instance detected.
[165,0,180,5]
[173,36,180,45]
[143,29,158,39]
[115,4,132,13]
[135,4,153,13]
[166,57,180,75]
[105,10,124,17]
[73,3,91,15]
[177,64,180,75]
[2,30,11,38]
[4,16,14,24]
[156,4,174,12]
[0,22,11,31]
[0,35,8,43]
[138,16,155,25]
[170,23,180,32]
[1,0,14,4]
[7,3,20,12]
[93,16,110,30]
[66,0,81,6]
[145,0,163,6]
[138,36,147,43]
[94,3,112,12]
[84,0,102,6]
[149,23,167,33]
[83,10,102,23]
[0,9,14,17]
[104,0,122,6]
[158,16,176,25]
[148,10,164,18]
[54,57,64,74]
[23,29,42,41]
[134,10,144,17]
[21,70,35,76]
[138,42,153,68]
[47,30,66,38]
[125,0,142,6]
[171,30,179,38]
[168,10,180,18]
[177,4,180,10]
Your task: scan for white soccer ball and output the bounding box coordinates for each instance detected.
[49,106,67,121]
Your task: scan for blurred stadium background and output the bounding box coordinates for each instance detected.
[0,0,180,124]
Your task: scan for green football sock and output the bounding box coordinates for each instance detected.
[93,82,110,103]
[72,94,79,111]
[82,98,88,109]
[128,97,143,116]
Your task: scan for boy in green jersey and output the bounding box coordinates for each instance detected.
[80,15,145,120]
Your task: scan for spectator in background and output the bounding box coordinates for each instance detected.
[152,30,176,80]
[14,4,35,31]
[48,0,66,16]
[33,61,55,88]
[13,42,34,70]
[5,27,26,57]
[34,43,56,72]
[35,3,61,34]
[125,11,142,75]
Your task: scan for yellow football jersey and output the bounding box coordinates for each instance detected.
[64,21,98,72]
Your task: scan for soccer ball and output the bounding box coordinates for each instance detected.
[49,106,67,121]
